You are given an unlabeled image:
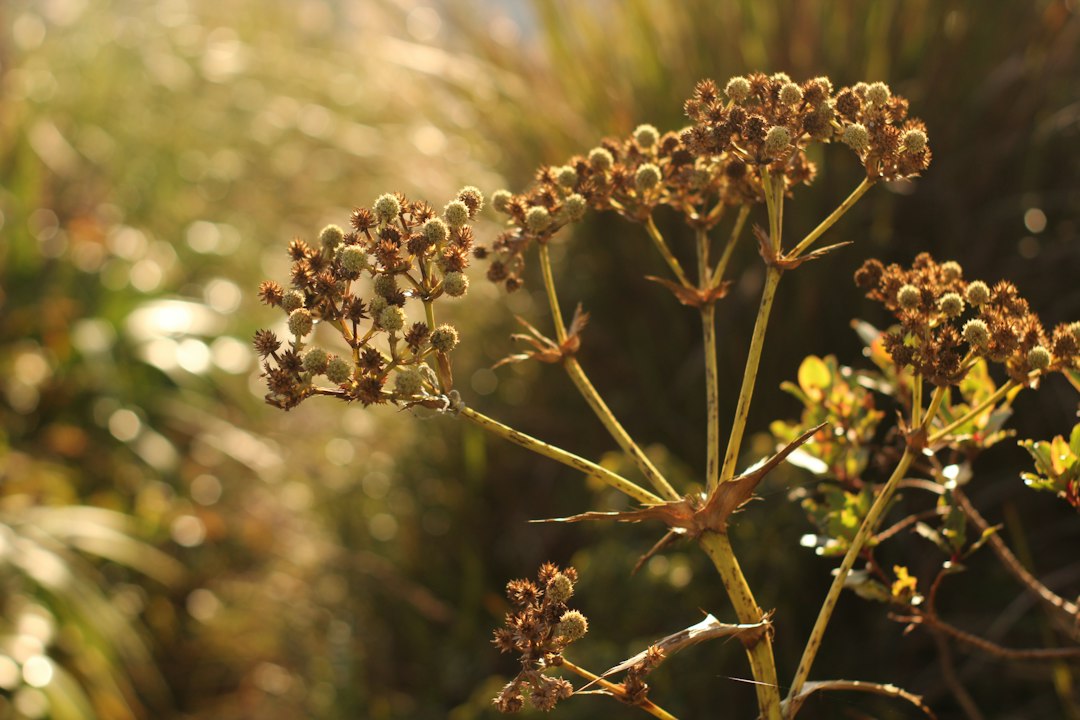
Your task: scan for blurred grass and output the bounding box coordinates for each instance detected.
[1,0,1078,718]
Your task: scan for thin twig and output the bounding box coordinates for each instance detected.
[559,658,679,720]
[931,629,986,720]
[787,178,873,258]
[644,215,693,288]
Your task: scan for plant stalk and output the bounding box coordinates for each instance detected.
[644,215,693,287]
[560,658,679,720]
[787,178,873,258]
[928,378,1020,443]
[697,226,722,493]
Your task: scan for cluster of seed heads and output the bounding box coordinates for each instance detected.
[254,188,481,409]
[491,563,588,712]
[855,253,1079,385]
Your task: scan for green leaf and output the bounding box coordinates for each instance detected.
[797,355,832,399]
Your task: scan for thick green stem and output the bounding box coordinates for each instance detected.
[458,406,661,506]
[644,215,693,287]
[787,178,872,258]
[699,532,783,720]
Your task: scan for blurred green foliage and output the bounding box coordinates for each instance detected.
[1,0,1077,718]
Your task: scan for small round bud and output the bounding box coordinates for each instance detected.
[1027,345,1051,370]
[564,193,587,221]
[491,189,513,213]
[555,165,578,188]
[325,355,351,384]
[963,319,990,347]
[546,573,574,604]
[373,273,398,297]
[940,261,962,281]
[1070,321,1080,344]
[842,123,870,154]
[339,245,367,273]
[866,81,891,106]
[430,324,459,352]
[902,128,927,154]
[442,271,469,297]
[763,126,791,157]
[288,308,313,337]
[319,224,345,249]
[378,305,406,332]
[780,82,803,106]
[394,367,424,396]
[938,292,964,318]
[368,295,388,315]
[965,281,990,306]
[771,71,793,85]
[725,76,751,102]
[422,217,449,246]
[633,123,660,149]
[588,147,614,172]
[897,284,921,310]
[557,610,588,642]
[373,193,401,224]
[302,347,329,374]
[634,163,662,191]
[525,205,552,234]
[443,199,470,229]
[282,290,305,312]
[457,185,484,215]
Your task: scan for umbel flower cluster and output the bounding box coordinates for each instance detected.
[480,73,930,291]
[254,188,482,409]
[855,253,1080,385]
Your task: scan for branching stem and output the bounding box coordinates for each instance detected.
[788,178,873,258]
[559,659,679,720]
[644,215,693,287]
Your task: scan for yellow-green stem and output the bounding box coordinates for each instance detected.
[560,659,679,720]
[710,205,751,287]
[788,178,873,258]
[929,378,1020,443]
[644,215,693,287]
[718,265,783,484]
[697,226,721,492]
[911,374,923,428]
[457,406,661,506]
[699,532,783,720]
[538,243,567,344]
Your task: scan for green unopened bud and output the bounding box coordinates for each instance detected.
[763,126,791,157]
[1027,345,1051,370]
[373,193,401,224]
[780,82,803,106]
[340,245,368,273]
[897,284,921,310]
[303,347,329,374]
[491,189,513,213]
[564,194,587,221]
[325,355,351,384]
[633,124,659,149]
[963,319,989,347]
[557,610,588,642]
[378,305,406,332]
[288,308,313,337]
[423,217,449,246]
[374,273,398,297]
[965,281,990,306]
[940,261,962,281]
[555,165,578,188]
[725,76,751,102]
[442,271,469,297]
[842,123,870,154]
[319,224,345,250]
[866,81,891,106]
[430,324,459,352]
[588,147,614,172]
[902,128,927,154]
[368,295,388,315]
[938,292,964,318]
[394,367,424,396]
[525,205,552,233]
[282,290,305,312]
[546,573,574,604]
[635,163,661,191]
[444,199,470,229]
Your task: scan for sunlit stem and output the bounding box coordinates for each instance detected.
[560,659,679,720]
[457,407,661,506]
[644,215,693,288]
[538,243,567,344]
[697,227,721,493]
[911,374,923,428]
[928,378,1021,443]
[787,178,873,259]
[710,204,751,287]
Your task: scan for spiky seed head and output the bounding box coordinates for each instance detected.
[394,367,424,396]
[444,199,470,229]
[302,347,329,374]
[282,290,305,312]
[564,193,587,221]
[1070,321,1080,344]
[938,292,964,317]
[588,147,614,171]
[963,319,990,347]
[966,281,990,306]
[842,123,870,154]
[1027,345,1051,370]
[430,324,459,352]
[457,186,484,215]
[546,573,574,604]
[325,355,351,384]
[725,76,751,102]
[866,81,891,105]
[340,245,367,273]
[635,163,662,191]
[557,610,588,642]
[902,128,928,154]
[373,273,398,297]
[491,189,513,213]
[525,205,552,233]
[771,71,793,85]
[378,305,406,332]
[941,261,963,281]
[422,217,449,246]
[763,126,791,157]
[288,308,313,337]
[780,82,803,105]
[897,284,921,310]
[555,165,578,188]
[442,271,469,297]
[373,193,400,224]
[633,124,660,149]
